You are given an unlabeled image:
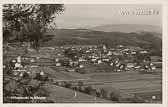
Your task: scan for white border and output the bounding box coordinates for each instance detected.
[0,0,168,107]
[1,0,168,4]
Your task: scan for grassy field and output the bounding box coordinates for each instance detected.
[42,83,112,103]
[47,67,162,102]
[82,72,162,102]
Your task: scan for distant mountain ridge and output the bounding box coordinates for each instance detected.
[91,24,162,34]
[44,28,162,55]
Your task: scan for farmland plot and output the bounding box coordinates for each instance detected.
[42,83,112,103]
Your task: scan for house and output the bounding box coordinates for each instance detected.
[150,63,153,66]
[134,66,141,69]
[126,63,134,68]
[12,59,16,63]
[110,62,114,66]
[117,45,124,48]
[151,66,156,70]
[15,62,23,69]
[91,58,97,62]
[107,51,112,56]
[40,71,44,76]
[79,64,84,68]
[117,69,122,72]
[102,58,110,62]
[67,68,76,72]
[144,65,150,69]
[79,57,86,62]
[36,56,40,60]
[58,53,61,56]
[116,63,120,67]
[103,44,107,50]
[114,60,119,64]
[113,52,120,55]
[30,65,39,68]
[55,58,59,62]
[17,56,21,63]
[124,49,129,52]
[69,60,73,66]
[140,50,148,54]
[131,51,136,55]
[56,62,61,67]
[119,65,124,69]
[97,60,102,64]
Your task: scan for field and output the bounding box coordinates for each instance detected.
[42,83,112,103]
[80,72,162,102]
[49,65,162,103]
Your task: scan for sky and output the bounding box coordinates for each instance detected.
[53,4,162,29]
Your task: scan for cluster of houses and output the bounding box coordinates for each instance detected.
[54,44,161,73]
[4,54,48,79]
[4,44,161,76]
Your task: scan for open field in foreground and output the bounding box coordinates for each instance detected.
[42,83,112,103]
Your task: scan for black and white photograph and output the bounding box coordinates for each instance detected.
[2,4,163,103]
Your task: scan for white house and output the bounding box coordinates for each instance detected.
[55,58,59,62]
[36,56,40,60]
[79,64,84,68]
[151,66,156,70]
[15,62,23,69]
[56,63,61,67]
[30,59,35,62]
[110,62,114,66]
[107,51,112,56]
[97,60,102,64]
[135,66,140,69]
[17,56,21,63]
[126,63,134,68]
[103,58,110,62]
[131,51,136,55]
[40,71,44,76]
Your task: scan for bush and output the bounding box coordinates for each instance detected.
[109,91,120,102]
[78,86,85,92]
[34,73,49,81]
[132,95,146,103]
[72,86,78,91]
[96,90,101,97]
[90,89,97,96]
[100,88,108,99]
[78,81,84,87]
[84,86,94,94]
[64,82,72,88]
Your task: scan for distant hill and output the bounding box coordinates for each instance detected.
[91,24,162,35]
[43,28,162,55]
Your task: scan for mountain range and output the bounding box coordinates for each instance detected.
[91,24,162,34]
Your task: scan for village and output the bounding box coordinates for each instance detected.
[3,43,162,76]
[3,43,162,103]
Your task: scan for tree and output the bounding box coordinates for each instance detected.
[84,86,94,94]
[100,88,108,98]
[64,82,72,88]
[3,4,64,49]
[109,91,120,102]
[78,81,84,87]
